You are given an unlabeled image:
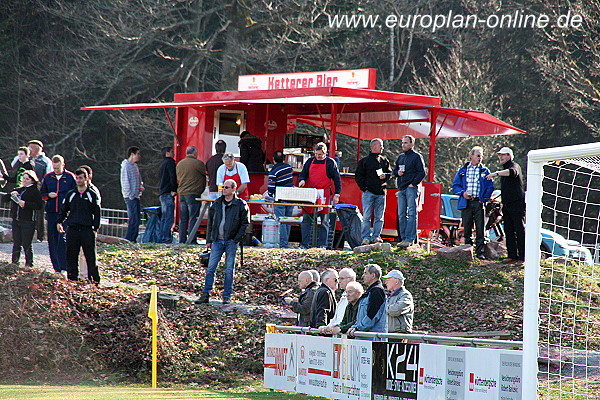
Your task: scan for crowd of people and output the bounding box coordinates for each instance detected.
[0,131,525,301]
[282,264,414,339]
[1,140,101,283]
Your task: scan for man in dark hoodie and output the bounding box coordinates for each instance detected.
[355,138,391,245]
[238,130,265,172]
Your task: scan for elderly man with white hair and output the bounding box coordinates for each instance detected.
[487,147,525,262]
[382,269,414,334]
[319,267,356,333]
[216,152,250,200]
[328,281,364,335]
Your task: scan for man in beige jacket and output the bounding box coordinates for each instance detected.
[176,146,206,244]
[383,269,414,333]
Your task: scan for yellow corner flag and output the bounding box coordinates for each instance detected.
[148,285,158,388]
[148,285,158,321]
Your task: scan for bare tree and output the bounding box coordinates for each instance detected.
[535,0,600,135]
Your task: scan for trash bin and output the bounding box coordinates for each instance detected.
[142,206,162,243]
[334,204,363,249]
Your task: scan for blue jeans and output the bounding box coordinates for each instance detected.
[274,204,293,248]
[179,194,201,244]
[397,186,419,242]
[124,198,141,242]
[203,239,238,299]
[159,193,175,244]
[300,212,329,248]
[47,212,67,271]
[361,191,386,241]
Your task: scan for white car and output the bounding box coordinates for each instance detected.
[540,229,593,266]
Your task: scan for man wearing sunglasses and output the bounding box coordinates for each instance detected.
[310,268,339,328]
[196,178,249,304]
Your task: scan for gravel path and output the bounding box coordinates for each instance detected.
[0,241,54,272]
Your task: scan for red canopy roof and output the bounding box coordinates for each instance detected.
[82,86,524,180]
[82,86,524,140]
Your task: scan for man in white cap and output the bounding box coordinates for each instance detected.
[487,147,525,262]
[382,269,414,334]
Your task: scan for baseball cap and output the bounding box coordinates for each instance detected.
[28,140,43,148]
[497,147,513,157]
[382,270,405,281]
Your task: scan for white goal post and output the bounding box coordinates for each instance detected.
[523,142,600,399]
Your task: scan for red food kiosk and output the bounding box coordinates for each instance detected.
[83,68,524,241]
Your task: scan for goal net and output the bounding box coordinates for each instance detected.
[523,143,600,399]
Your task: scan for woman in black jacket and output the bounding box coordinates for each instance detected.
[2,171,43,267]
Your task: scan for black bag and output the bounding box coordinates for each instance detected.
[334,204,363,249]
[199,250,210,269]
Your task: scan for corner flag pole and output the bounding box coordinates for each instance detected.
[148,285,158,388]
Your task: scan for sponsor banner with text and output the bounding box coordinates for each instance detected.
[296,335,334,396]
[417,344,522,400]
[330,337,372,400]
[264,335,522,400]
[263,333,297,392]
[372,342,420,400]
[238,69,376,91]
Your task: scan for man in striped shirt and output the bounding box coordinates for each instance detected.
[452,146,494,260]
[268,151,294,248]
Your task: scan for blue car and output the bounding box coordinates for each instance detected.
[440,194,593,264]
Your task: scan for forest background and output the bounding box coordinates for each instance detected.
[0,0,598,208]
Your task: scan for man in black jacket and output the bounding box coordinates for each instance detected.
[487,147,525,261]
[238,130,265,172]
[310,268,338,328]
[158,146,177,243]
[283,270,318,327]
[57,169,101,283]
[392,135,426,247]
[355,138,391,245]
[196,179,249,304]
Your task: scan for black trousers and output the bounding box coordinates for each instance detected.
[66,226,99,283]
[12,220,36,266]
[503,205,525,261]
[461,199,485,257]
[35,205,45,241]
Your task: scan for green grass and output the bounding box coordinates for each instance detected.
[538,379,600,400]
[0,384,323,400]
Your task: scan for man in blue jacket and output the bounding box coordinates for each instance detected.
[452,146,494,260]
[347,263,387,340]
[392,135,425,247]
[40,155,76,274]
